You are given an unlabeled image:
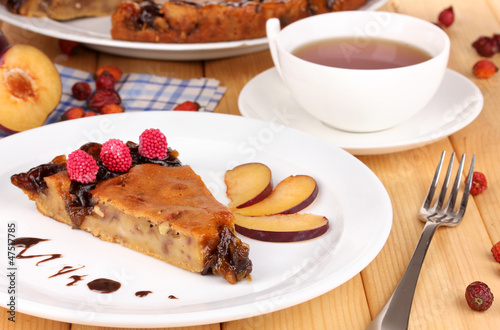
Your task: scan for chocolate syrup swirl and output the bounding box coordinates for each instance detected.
[49,265,85,278]
[11,237,62,265]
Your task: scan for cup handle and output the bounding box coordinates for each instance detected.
[266,18,284,80]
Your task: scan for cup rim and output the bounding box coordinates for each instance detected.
[276,11,450,72]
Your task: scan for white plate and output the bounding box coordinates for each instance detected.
[0,0,387,60]
[0,112,391,327]
[239,68,483,155]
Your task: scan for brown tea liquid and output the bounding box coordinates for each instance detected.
[292,37,431,69]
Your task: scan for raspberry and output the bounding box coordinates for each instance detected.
[96,65,122,81]
[139,128,168,159]
[66,149,99,183]
[72,81,92,100]
[61,107,85,121]
[438,6,454,28]
[465,281,494,311]
[101,104,124,114]
[467,171,487,195]
[173,101,200,111]
[100,139,132,172]
[491,241,500,263]
[472,60,498,79]
[96,72,116,90]
[472,36,499,57]
[88,90,121,112]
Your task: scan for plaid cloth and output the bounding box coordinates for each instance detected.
[0,64,226,138]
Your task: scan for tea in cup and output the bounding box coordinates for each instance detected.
[266,11,450,132]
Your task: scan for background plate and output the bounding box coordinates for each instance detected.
[0,0,387,60]
[0,112,391,327]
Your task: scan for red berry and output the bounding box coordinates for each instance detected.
[438,6,454,28]
[491,241,500,263]
[62,107,85,121]
[467,171,487,195]
[72,81,92,100]
[173,101,200,111]
[101,104,124,114]
[88,90,121,112]
[139,128,168,159]
[472,60,498,79]
[472,36,499,57]
[465,281,494,311]
[59,39,80,56]
[96,72,116,90]
[96,66,123,81]
[84,111,99,117]
[100,139,132,173]
[66,149,99,183]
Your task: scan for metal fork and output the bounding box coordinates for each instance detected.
[366,151,475,330]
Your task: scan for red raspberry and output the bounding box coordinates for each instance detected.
[467,171,487,195]
[88,90,121,112]
[173,101,200,111]
[139,128,168,159]
[96,72,116,90]
[66,149,99,183]
[100,139,132,172]
[438,6,454,28]
[491,241,500,263]
[465,281,494,311]
[72,82,92,100]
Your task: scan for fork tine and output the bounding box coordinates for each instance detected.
[457,155,475,218]
[445,153,465,212]
[436,152,455,211]
[422,151,446,210]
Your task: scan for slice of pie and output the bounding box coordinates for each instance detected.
[11,131,252,284]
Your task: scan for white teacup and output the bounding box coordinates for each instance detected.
[266,11,450,132]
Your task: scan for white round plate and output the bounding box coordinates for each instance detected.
[0,112,392,327]
[0,0,387,60]
[239,68,483,155]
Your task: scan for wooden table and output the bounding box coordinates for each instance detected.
[2,0,500,328]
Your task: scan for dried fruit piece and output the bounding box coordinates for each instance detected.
[100,139,132,172]
[472,60,498,79]
[72,81,92,100]
[96,65,122,81]
[66,149,99,183]
[84,111,98,117]
[491,241,500,263]
[173,101,200,111]
[61,107,85,121]
[472,36,499,57]
[467,171,487,195]
[438,6,454,28]
[465,281,494,311]
[88,90,121,112]
[95,72,116,90]
[59,39,80,56]
[139,128,168,159]
[101,104,124,114]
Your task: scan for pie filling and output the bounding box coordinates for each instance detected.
[11,141,252,284]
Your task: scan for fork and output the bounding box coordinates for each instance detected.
[366,151,475,330]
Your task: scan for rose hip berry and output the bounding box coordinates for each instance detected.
[101,104,124,114]
[59,39,80,56]
[72,81,92,100]
[467,171,487,195]
[491,241,500,263]
[438,6,454,28]
[88,90,121,112]
[465,281,494,311]
[96,65,123,81]
[472,36,499,57]
[96,72,116,90]
[472,60,498,79]
[62,107,85,121]
[173,101,200,111]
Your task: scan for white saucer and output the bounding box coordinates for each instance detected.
[238,68,483,155]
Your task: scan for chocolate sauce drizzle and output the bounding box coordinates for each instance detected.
[11,237,62,266]
[67,275,87,287]
[87,278,121,294]
[135,290,153,297]
[49,265,85,278]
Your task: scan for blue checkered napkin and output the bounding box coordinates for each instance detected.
[0,65,226,138]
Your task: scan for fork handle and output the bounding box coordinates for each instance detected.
[366,221,441,330]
